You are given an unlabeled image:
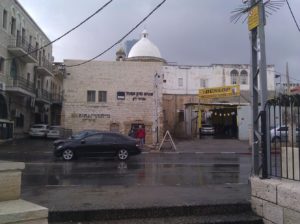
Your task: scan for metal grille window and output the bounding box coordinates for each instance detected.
[0,57,4,73]
[178,78,183,87]
[200,79,207,88]
[240,70,248,85]
[230,70,239,85]
[11,17,16,36]
[2,10,7,29]
[98,91,107,102]
[87,90,96,102]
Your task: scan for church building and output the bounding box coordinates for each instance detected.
[61,30,166,144]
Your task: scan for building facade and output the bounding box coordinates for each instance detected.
[162,64,276,139]
[0,0,63,140]
[61,30,165,145]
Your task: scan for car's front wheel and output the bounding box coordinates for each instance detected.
[117,149,129,161]
[62,149,75,161]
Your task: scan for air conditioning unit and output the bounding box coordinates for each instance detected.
[0,82,5,91]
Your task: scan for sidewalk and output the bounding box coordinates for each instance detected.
[146,138,251,154]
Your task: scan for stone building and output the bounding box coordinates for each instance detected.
[0,0,63,140]
[61,30,165,144]
[162,64,276,139]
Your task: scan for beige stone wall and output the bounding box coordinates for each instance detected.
[162,94,198,137]
[62,60,164,144]
[251,177,300,224]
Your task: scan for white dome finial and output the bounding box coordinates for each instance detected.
[142,29,148,38]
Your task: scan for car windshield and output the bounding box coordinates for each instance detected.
[70,132,87,139]
[32,125,46,129]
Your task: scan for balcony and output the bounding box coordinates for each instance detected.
[5,76,35,97]
[7,38,37,63]
[36,88,51,104]
[36,57,54,77]
[51,93,63,104]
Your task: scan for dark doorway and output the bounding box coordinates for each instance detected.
[211,107,238,139]
[129,123,145,138]
[0,94,8,119]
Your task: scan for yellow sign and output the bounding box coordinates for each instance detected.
[248,5,259,31]
[198,85,240,99]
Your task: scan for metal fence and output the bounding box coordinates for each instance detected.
[265,94,300,181]
[8,37,38,59]
[6,76,35,93]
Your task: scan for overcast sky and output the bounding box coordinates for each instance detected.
[19,0,300,82]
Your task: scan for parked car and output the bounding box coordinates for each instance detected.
[270,126,299,142]
[201,124,215,135]
[53,132,142,161]
[29,124,49,138]
[47,126,63,139]
[53,129,100,147]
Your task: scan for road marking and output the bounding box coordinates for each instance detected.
[220,152,236,154]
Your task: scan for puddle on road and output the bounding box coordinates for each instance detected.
[22,159,249,187]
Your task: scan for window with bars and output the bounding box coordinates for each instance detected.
[2,10,7,29]
[98,91,107,102]
[240,70,248,85]
[230,70,239,85]
[87,90,96,102]
[200,79,207,88]
[11,17,16,36]
[178,78,183,87]
[0,57,4,73]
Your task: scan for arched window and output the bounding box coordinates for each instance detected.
[230,70,239,85]
[0,94,8,119]
[240,70,248,85]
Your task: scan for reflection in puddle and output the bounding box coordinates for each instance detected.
[22,156,250,187]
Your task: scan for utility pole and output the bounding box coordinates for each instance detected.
[249,0,270,176]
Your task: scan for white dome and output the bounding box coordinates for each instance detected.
[128,30,162,59]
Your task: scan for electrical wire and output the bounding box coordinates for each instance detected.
[5,0,113,61]
[285,0,300,32]
[66,0,167,68]
[270,69,300,83]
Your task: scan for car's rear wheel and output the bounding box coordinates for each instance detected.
[62,149,74,161]
[117,149,129,161]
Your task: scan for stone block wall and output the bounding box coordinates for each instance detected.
[0,161,48,224]
[62,60,164,144]
[251,176,300,224]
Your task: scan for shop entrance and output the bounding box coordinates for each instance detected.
[200,105,238,139]
[210,107,238,139]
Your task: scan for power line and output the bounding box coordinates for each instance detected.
[270,69,300,82]
[285,0,300,32]
[66,0,167,68]
[6,0,113,61]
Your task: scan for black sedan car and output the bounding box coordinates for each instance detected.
[54,132,142,161]
[53,129,101,147]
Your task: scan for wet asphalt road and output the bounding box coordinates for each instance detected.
[0,138,252,188]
